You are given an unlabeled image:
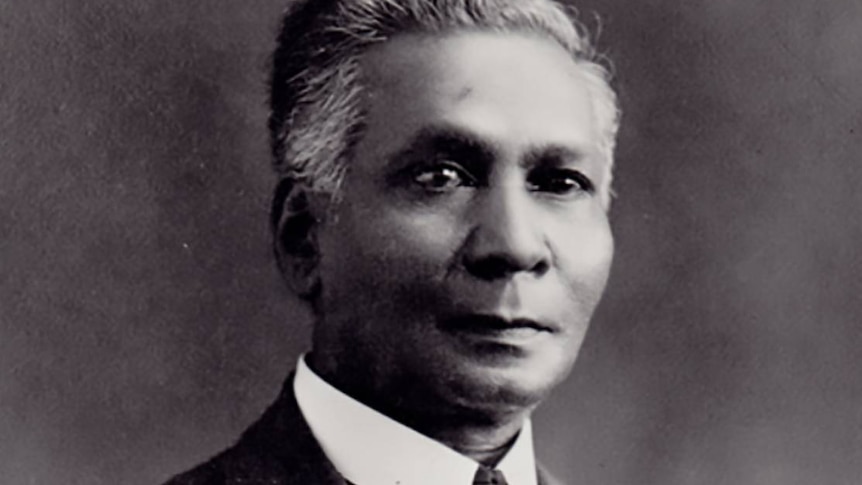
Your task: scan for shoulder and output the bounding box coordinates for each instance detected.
[161,374,344,485]
[162,436,290,485]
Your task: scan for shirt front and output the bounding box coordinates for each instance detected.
[294,356,539,485]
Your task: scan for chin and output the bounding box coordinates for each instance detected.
[424,344,580,419]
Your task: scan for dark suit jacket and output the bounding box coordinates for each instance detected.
[164,374,563,485]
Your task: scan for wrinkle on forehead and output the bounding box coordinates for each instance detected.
[358,31,596,137]
[359,30,587,100]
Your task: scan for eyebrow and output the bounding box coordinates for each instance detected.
[385,124,497,171]
[385,123,592,173]
[522,144,589,169]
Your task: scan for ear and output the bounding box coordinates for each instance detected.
[272,178,322,301]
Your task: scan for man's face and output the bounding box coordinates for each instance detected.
[309,31,613,420]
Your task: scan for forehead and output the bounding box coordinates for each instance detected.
[356,30,599,163]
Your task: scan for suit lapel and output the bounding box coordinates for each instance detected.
[227,373,348,485]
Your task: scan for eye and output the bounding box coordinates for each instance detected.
[527,168,595,197]
[412,162,476,192]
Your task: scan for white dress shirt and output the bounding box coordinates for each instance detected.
[294,356,539,485]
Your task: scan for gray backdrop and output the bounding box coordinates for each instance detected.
[2,1,861,484]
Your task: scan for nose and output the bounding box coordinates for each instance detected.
[461,185,550,281]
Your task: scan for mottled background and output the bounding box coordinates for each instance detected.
[1,0,860,484]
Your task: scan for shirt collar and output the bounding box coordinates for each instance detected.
[294,355,538,485]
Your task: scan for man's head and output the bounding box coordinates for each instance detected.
[271,0,620,433]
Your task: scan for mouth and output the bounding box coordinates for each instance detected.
[438,314,554,341]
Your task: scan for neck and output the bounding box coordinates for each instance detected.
[421,415,526,466]
[307,352,532,466]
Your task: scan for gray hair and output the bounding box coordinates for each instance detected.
[269,0,621,206]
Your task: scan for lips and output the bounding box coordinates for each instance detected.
[438,314,554,336]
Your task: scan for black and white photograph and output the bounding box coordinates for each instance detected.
[2,1,861,484]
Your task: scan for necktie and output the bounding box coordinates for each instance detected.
[473,466,509,485]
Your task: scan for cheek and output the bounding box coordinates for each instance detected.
[317,205,463,307]
[551,214,614,306]
[370,202,463,269]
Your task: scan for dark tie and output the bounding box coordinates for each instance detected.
[473,466,509,485]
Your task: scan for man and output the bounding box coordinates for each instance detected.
[166,0,619,483]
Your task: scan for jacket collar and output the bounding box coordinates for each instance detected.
[172,372,563,485]
[234,373,348,484]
